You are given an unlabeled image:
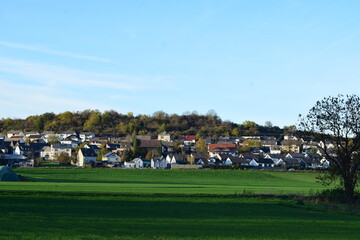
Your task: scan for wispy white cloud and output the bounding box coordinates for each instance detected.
[0,41,117,64]
[0,79,112,118]
[0,57,168,90]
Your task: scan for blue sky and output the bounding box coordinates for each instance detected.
[1,0,360,127]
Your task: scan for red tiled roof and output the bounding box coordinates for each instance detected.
[184,135,196,141]
[208,143,237,153]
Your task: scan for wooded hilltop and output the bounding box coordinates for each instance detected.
[0,110,292,138]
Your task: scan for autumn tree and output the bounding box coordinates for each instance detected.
[299,94,360,204]
[56,152,72,165]
[239,139,261,153]
[195,138,208,153]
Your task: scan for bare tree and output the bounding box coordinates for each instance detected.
[299,94,360,204]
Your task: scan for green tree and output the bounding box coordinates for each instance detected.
[299,94,360,205]
[121,149,133,162]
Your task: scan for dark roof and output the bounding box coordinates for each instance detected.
[191,153,208,159]
[140,140,162,148]
[286,153,305,159]
[80,148,97,157]
[52,144,72,149]
[256,158,275,164]
[86,144,99,150]
[226,156,248,164]
[106,144,120,150]
[29,143,49,151]
[250,147,270,153]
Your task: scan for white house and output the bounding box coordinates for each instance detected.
[153,157,167,169]
[102,152,121,164]
[40,146,51,160]
[77,148,97,167]
[50,144,72,160]
[60,139,79,148]
[7,130,25,139]
[79,132,96,142]
[157,131,171,142]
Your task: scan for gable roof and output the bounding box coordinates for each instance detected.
[184,135,196,141]
[80,148,97,157]
[208,143,237,153]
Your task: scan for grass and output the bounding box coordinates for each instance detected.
[1,192,360,239]
[5,168,330,195]
[1,168,359,239]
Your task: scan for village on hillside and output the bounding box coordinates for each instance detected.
[0,130,331,170]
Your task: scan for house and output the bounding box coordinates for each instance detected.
[0,154,27,166]
[191,153,208,164]
[131,158,144,169]
[50,144,72,160]
[239,153,258,161]
[83,144,100,154]
[153,157,168,169]
[195,158,208,165]
[260,136,277,147]
[157,131,172,142]
[6,130,25,139]
[29,143,48,159]
[285,153,306,159]
[139,140,162,153]
[263,154,284,162]
[0,140,11,154]
[249,158,275,168]
[207,157,222,165]
[250,147,270,155]
[79,132,95,142]
[320,158,330,168]
[208,143,237,157]
[89,137,108,146]
[170,154,189,164]
[5,136,26,144]
[123,161,135,168]
[59,131,77,140]
[26,135,46,143]
[77,148,97,167]
[269,146,282,154]
[60,139,79,148]
[102,152,120,164]
[183,135,196,145]
[224,156,249,166]
[282,158,306,169]
[25,131,40,137]
[217,136,236,144]
[14,144,30,156]
[106,143,120,152]
[40,146,51,160]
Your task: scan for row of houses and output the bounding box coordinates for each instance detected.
[0,130,330,169]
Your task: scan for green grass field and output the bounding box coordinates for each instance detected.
[0,168,359,239]
[5,168,330,195]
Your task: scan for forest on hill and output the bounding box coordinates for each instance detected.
[0,110,291,138]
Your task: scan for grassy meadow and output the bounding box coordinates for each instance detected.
[0,168,359,239]
[5,168,329,195]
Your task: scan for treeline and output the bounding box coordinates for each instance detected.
[0,110,288,138]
